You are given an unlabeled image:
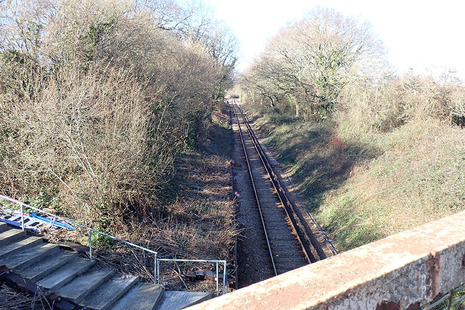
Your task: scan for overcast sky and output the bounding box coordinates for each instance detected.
[203,0,465,79]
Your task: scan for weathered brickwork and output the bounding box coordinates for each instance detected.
[189,211,465,310]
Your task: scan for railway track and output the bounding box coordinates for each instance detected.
[232,101,322,276]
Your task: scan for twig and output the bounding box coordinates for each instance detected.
[174,261,189,290]
[32,286,53,310]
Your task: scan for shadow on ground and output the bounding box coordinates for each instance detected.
[253,114,380,212]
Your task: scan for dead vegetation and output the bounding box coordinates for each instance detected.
[0,283,51,310]
[0,0,238,296]
[0,0,237,226]
[24,102,237,293]
[240,7,465,252]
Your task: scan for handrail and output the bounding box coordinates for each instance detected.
[0,194,158,278]
[0,194,227,294]
[156,258,227,296]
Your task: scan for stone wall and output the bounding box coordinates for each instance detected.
[189,211,465,309]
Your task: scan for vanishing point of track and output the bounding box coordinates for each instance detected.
[232,101,320,276]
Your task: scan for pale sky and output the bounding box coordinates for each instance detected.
[203,0,465,80]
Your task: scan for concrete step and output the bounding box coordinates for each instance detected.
[0,224,212,310]
[56,266,116,304]
[17,250,78,282]
[0,243,59,270]
[0,235,43,259]
[158,291,212,310]
[112,283,164,310]
[37,256,95,291]
[0,228,26,246]
[82,274,139,310]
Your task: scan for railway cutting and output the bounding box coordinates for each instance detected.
[231,100,334,288]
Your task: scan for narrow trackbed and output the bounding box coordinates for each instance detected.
[232,102,319,278]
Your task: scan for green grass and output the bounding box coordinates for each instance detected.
[248,107,465,252]
[321,120,465,250]
[253,110,378,211]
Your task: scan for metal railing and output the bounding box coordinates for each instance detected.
[156,258,227,296]
[421,283,465,310]
[0,194,158,280]
[0,194,227,294]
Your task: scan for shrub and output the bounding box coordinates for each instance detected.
[0,0,237,228]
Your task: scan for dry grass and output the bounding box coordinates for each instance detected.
[0,283,51,310]
[0,0,233,231]
[317,119,465,250]
[247,103,465,252]
[35,103,237,293]
[1,0,237,296]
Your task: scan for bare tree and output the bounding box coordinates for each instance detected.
[0,0,238,224]
[241,7,384,120]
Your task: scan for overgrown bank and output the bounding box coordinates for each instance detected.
[0,0,237,232]
[247,106,465,252]
[152,102,236,261]
[100,101,237,290]
[239,7,465,252]
[0,0,239,288]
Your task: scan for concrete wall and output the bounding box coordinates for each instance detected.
[188,211,465,310]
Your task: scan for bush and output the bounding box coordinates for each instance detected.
[0,0,237,228]
[337,71,465,137]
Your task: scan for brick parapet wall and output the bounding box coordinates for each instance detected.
[189,211,465,309]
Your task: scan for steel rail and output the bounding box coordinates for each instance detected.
[233,102,278,276]
[240,107,334,259]
[234,103,316,265]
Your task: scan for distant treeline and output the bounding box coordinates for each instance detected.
[240,8,465,130]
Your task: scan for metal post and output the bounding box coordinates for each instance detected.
[447,290,454,309]
[20,204,24,231]
[222,261,227,295]
[216,262,219,296]
[154,253,157,284]
[156,258,160,285]
[89,230,93,261]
